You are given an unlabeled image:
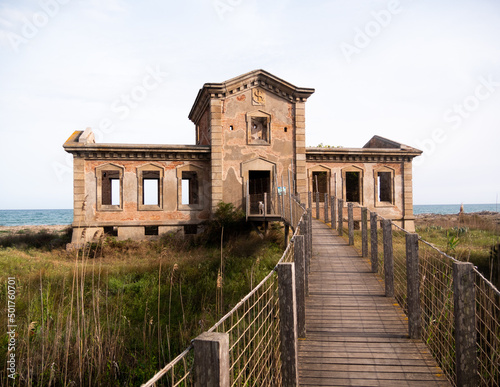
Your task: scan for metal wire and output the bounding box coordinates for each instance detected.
[474,268,500,386]
[418,240,457,386]
[392,229,408,314]
[141,198,306,387]
[140,345,194,387]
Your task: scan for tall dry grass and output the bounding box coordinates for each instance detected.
[0,224,284,386]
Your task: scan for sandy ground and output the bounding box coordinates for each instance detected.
[414,211,500,228]
[0,225,71,234]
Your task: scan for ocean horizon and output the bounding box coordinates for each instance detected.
[0,203,498,226]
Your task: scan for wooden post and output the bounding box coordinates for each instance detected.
[193,332,230,387]
[294,235,306,338]
[324,193,329,223]
[303,210,310,295]
[264,192,267,219]
[382,219,394,297]
[277,263,299,386]
[284,224,289,245]
[406,233,421,339]
[308,191,312,210]
[288,170,293,227]
[308,209,313,273]
[348,203,354,246]
[315,191,320,219]
[361,207,368,257]
[338,199,344,236]
[246,180,249,221]
[370,212,378,273]
[453,262,478,387]
[331,196,336,230]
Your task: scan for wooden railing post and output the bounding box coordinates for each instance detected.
[331,196,336,230]
[361,207,368,257]
[294,235,306,338]
[324,193,329,223]
[277,263,299,386]
[308,209,313,272]
[382,219,394,297]
[303,209,311,295]
[453,262,478,387]
[315,192,320,219]
[308,191,312,210]
[406,233,421,339]
[370,212,378,273]
[264,192,267,219]
[348,203,354,246]
[338,199,344,236]
[193,332,230,387]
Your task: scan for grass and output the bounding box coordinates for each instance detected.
[0,221,285,386]
[415,214,500,286]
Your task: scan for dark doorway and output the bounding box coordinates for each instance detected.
[249,170,271,214]
[312,171,328,202]
[346,171,361,203]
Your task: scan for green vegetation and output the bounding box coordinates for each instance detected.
[415,215,499,285]
[0,206,284,386]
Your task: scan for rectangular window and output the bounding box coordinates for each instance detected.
[143,170,160,206]
[312,171,328,202]
[251,117,268,143]
[184,224,198,235]
[345,171,360,203]
[102,170,121,206]
[182,171,199,205]
[378,172,392,203]
[145,226,159,236]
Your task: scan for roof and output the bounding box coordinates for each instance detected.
[188,69,315,125]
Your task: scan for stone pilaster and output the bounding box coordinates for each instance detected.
[295,102,307,199]
[210,99,224,213]
[403,159,415,230]
[73,157,85,226]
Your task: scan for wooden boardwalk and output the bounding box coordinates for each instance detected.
[297,220,451,386]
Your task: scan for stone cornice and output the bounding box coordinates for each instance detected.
[63,132,211,161]
[189,69,315,125]
[306,147,422,163]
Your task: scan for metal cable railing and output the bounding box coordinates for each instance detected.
[418,240,457,385]
[142,197,306,387]
[474,268,500,386]
[311,193,500,387]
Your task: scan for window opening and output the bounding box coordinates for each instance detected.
[184,225,198,235]
[345,171,360,203]
[284,127,288,132]
[143,170,160,205]
[312,171,328,202]
[102,170,121,206]
[182,171,199,205]
[103,226,118,236]
[378,171,392,203]
[145,226,159,236]
[229,125,234,131]
[250,117,268,143]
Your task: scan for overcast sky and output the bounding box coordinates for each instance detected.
[1,0,499,209]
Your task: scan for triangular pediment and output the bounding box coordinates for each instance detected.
[189,69,314,124]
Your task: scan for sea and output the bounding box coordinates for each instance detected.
[0,204,498,226]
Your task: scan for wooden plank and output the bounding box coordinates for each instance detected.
[297,220,451,386]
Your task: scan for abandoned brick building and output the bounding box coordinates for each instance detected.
[63,69,422,244]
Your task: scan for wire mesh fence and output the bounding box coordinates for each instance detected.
[474,269,500,386]
[311,194,500,386]
[143,198,306,387]
[418,240,457,386]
